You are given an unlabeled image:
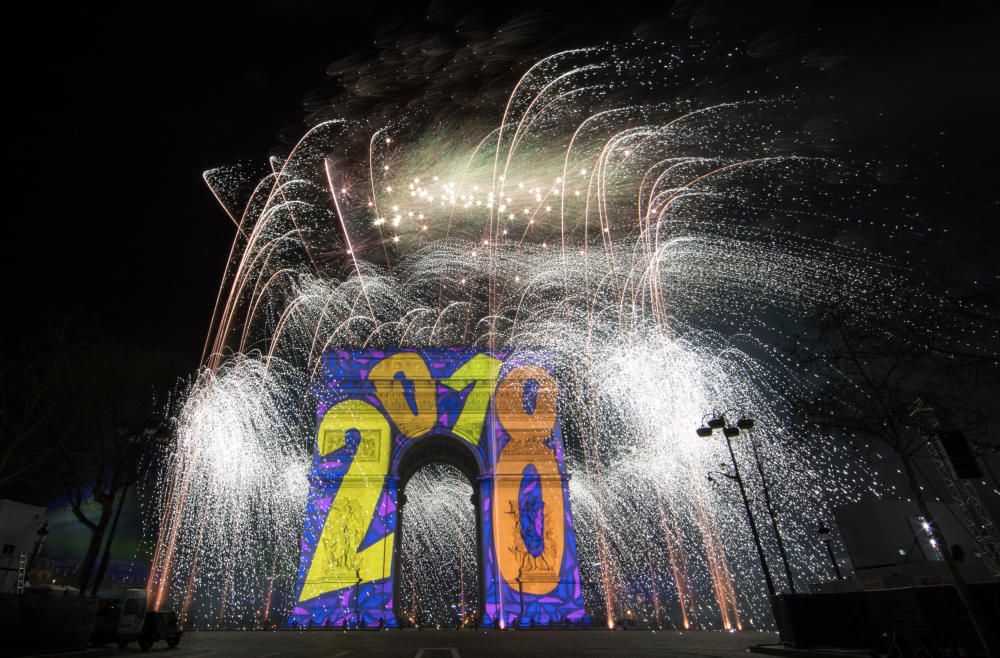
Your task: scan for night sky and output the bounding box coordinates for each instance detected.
[3,0,998,376]
[2,0,999,620]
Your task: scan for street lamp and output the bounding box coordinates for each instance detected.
[354,568,362,628]
[699,412,796,593]
[697,411,776,598]
[516,560,525,629]
[817,524,843,580]
[740,418,797,594]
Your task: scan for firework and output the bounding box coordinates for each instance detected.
[148,43,899,629]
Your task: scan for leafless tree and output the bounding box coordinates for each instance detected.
[52,344,177,595]
[0,326,73,486]
[791,286,999,656]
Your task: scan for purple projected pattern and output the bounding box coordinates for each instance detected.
[290,348,588,628]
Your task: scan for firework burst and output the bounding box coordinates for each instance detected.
[148,42,905,629]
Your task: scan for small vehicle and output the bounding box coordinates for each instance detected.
[136,610,183,650]
[93,589,146,648]
[92,588,182,650]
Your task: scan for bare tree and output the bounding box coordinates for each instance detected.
[791,287,999,656]
[62,420,164,595]
[0,326,73,486]
[52,344,177,595]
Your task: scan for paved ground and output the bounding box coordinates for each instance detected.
[94,629,779,657]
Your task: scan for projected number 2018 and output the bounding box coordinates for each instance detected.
[294,348,587,628]
[316,355,559,593]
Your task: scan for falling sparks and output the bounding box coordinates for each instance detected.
[148,42,916,630]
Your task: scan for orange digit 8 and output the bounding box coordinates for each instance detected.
[495,365,565,595]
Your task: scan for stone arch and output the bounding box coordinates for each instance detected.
[290,348,589,629]
[393,434,483,490]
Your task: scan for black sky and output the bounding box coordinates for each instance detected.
[3,0,998,376]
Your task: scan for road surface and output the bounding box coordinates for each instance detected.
[91,629,779,657]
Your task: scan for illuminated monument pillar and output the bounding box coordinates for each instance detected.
[290,348,588,628]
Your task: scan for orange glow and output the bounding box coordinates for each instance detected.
[494,366,565,595]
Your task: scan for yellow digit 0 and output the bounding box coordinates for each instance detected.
[370,353,436,438]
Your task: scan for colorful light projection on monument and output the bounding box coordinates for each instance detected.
[291,348,588,628]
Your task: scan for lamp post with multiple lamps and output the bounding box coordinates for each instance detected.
[697,411,790,598]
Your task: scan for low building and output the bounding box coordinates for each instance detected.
[0,499,47,593]
[832,498,995,590]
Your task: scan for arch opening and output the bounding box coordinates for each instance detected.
[394,435,481,491]
[397,463,478,628]
[393,436,483,628]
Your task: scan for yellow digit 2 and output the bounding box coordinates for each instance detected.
[370,353,436,438]
[494,365,565,595]
[300,399,393,602]
[442,353,503,445]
